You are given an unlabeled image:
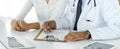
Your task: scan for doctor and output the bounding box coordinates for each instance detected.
[11,0,68,31]
[43,0,120,41]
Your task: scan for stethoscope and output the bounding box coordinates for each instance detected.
[87,0,96,7]
[71,0,96,12]
[72,0,96,7]
[71,0,97,22]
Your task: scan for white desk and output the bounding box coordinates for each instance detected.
[0,43,6,49]
[8,29,120,49]
[1,18,120,49]
[7,26,120,49]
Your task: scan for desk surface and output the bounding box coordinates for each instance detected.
[1,18,120,49]
[8,29,120,49]
[0,43,6,49]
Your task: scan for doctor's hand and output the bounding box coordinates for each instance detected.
[43,20,56,32]
[64,31,90,42]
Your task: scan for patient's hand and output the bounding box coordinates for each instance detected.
[11,19,40,31]
[64,31,90,42]
[11,19,23,31]
[17,20,30,31]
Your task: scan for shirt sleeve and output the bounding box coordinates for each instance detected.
[16,0,33,20]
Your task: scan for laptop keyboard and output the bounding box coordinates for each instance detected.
[8,37,24,48]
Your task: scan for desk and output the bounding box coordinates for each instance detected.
[8,29,120,49]
[1,18,120,49]
[0,43,6,49]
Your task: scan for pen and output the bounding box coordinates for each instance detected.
[45,22,49,39]
[45,21,51,33]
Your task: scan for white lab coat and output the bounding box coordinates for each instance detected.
[55,0,120,40]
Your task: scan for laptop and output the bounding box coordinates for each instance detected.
[0,18,35,49]
[83,42,116,49]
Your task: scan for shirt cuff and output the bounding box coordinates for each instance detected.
[86,30,92,39]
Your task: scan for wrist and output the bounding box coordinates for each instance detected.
[25,23,31,30]
[28,23,40,29]
[86,30,91,39]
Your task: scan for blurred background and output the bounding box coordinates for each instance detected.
[0,0,38,22]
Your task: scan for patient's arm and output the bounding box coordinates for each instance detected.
[11,19,40,31]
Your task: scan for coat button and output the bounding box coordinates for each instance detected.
[86,20,93,22]
[86,20,91,22]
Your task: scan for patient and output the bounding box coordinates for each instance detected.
[11,0,68,31]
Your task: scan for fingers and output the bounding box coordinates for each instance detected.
[64,32,87,42]
[64,34,77,42]
[11,19,21,31]
[17,20,26,31]
[72,38,84,41]
[64,35,68,41]
[16,21,22,31]
[11,19,17,29]
[42,20,56,33]
[43,22,51,32]
[11,19,25,31]
[64,35,81,42]
[64,32,72,41]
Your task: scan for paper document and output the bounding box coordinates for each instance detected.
[38,30,69,40]
[34,29,70,42]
